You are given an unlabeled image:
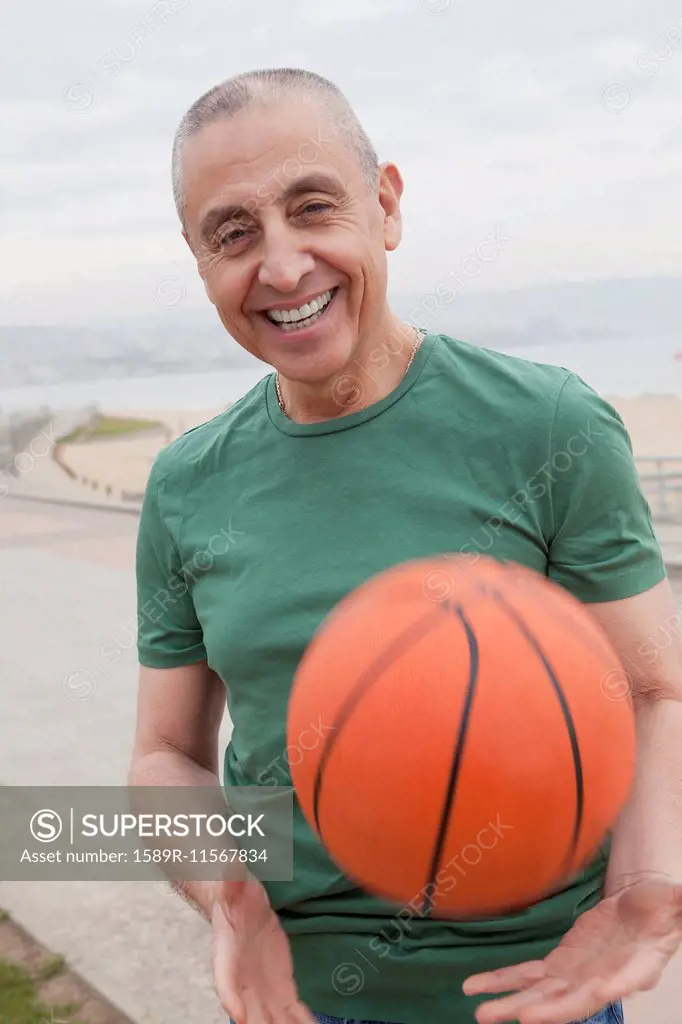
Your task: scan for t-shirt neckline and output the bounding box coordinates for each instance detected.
[265,331,437,436]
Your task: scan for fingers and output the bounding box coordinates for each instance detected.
[471,977,573,1024]
[595,946,667,1003]
[471,948,667,1024]
[211,898,246,1022]
[463,960,549,996]
[283,1003,317,1023]
[501,986,613,1024]
[210,896,314,1024]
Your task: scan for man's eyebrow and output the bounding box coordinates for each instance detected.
[198,173,345,242]
[280,172,345,201]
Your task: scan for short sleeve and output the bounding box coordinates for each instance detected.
[547,373,667,603]
[136,455,208,668]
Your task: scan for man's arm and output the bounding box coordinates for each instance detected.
[587,577,682,891]
[128,661,227,919]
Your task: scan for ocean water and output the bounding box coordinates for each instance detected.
[0,335,680,412]
[0,368,270,413]
[511,334,682,398]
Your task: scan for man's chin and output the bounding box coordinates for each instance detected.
[260,338,356,383]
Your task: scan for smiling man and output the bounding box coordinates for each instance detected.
[130,68,682,1024]
[173,76,413,419]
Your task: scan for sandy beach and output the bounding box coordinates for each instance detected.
[606,394,682,458]
[55,406,227,500]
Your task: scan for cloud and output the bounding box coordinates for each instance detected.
[3,0,682,325]
[299,0,411,23]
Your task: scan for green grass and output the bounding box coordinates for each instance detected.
[38,955,67,981]
[0,958,84,1024]
[60,415,163,444]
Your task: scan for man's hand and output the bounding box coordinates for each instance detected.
[462,876,682,1023]
[211,877,316,1024]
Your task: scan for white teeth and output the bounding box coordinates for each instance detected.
[279,308,324,331]
[266,289,333,325]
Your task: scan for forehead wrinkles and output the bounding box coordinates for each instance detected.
[184,112,357,222]
[182,134,278,211]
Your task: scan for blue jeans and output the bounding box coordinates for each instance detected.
[313,1007,624,1023]
[315,1009,624,1023]
[232,1004,624,1023]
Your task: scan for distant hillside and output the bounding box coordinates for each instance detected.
[393,276,682,349]
[0,313,258,389]
[1,277,680,389]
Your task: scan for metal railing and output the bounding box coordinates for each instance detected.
[636,457,682,522]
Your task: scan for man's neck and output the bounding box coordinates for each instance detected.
[277,316,422,424]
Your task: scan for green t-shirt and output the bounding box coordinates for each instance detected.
[136,332,666,1024]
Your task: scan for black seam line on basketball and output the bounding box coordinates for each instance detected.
[420,605,480,917]
[312,605,449,838]
[491,589,584,878]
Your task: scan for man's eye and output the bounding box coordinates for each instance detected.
[300,202,332,215]
[217,227,249,247]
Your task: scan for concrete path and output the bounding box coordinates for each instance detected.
[0,449,142,513]
[0,499,232,1024]
[1,496,681,1023]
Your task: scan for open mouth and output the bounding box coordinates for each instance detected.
[263,287,338,332]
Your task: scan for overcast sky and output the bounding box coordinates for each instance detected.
[2,0,682,325]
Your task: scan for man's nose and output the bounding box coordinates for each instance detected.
[257,226,316,292]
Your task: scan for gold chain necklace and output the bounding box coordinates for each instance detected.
[275,326,426,417]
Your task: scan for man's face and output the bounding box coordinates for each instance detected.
[181,97,403,381]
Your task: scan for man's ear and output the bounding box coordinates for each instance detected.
[378,162,404,253]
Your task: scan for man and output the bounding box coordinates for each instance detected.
[130,68,682,1024]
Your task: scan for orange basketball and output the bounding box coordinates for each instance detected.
[287,555,636,918]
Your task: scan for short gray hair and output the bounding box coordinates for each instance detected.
[171,68,380,231]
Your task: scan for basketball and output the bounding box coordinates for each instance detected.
[286,555,637,918]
